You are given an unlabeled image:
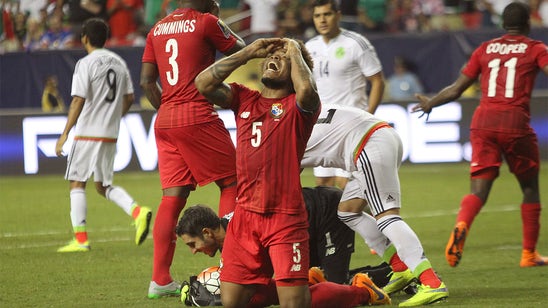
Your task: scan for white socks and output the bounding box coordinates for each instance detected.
[106,186,135,216]
[70,188,87,227]
[337,210,389,256]
[377,214,427,272]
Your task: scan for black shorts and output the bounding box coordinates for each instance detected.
[304,186,355,284]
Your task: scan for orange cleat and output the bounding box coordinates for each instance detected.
[351,273,391,305]
[308,267,327,285]
[445,221,468,267]
[520,249,548,267]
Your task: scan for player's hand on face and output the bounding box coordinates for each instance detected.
[249,38,285,58]
[284,39,301,55]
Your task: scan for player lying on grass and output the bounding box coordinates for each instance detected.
[178,186,392,285]
[175,191,391,307]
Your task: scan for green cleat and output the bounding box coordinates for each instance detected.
[57,239,90,253]
[148,281,181,299]
[399,282,448,307]
[383,269,416,295]
[134,206,152,245]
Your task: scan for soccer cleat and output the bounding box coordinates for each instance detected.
[520,249,548,267]
[382,269,416,295]
[57,239,90,253]
[148,281,181,299]
[134,206,152,245]
[308,267,327,285]
[180,281,191,305]
[398,282,448,307]
[351,272,391,305]
[445,221,468,267]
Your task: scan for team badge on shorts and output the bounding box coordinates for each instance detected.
[270,103,284,118]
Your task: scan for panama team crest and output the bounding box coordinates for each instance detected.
[217,20,231,39]
[270,103,284,118]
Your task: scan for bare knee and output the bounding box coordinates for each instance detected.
[95,182,107,197]
[338,198,366,213]
[277,284,310,308]
[220,282,255,308]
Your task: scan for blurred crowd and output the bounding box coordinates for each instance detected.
[1,0,547,53]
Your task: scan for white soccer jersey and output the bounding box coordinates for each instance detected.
[302,104,386,171]
[305,30,382,110]
[70,48,134,139]
[302,104,403,214]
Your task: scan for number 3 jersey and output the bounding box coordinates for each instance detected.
[142,8,238,128]
[71,48,133,139]
[462,34,548,134]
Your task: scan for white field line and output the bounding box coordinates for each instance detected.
[0,204,519,250]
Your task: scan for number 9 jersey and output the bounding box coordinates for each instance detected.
[71,49,133,139]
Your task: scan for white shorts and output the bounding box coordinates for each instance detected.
[313,166,351,178]
[341,128,403,216]
[65,139,116,185]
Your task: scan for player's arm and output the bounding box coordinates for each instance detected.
[196,38,284,108]
[55,96,85,157]
[365,71,385,114]
[122,93,134,116]
[287,39,320,112]
[202,4,245,56]
[542,64,548,76]
[223,35,246,56]
[140,62,161,110]
[413,73,475,115]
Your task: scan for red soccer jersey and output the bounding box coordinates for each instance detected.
[229,83,320,214]
[462,34,548,134]
[142,8,237,128]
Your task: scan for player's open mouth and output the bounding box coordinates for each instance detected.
[267,62,279,71]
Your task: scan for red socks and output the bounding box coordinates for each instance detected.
[152,196,186,285]
[390,253,408,272]
[456,194,483,228]
[521,203,541,251]
[218,184,237,217]
[309,282,369,308]
[419,269,442,289]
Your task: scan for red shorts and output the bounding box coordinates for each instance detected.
[470,129,539,180]
[220,206,310,286]
[155,119,236,189]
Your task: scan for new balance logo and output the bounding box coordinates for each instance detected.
[240,111,250,118]
[290,264,302,272]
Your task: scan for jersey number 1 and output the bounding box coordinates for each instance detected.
[487,57,517,98]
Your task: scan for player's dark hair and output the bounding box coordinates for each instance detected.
[312,0,339,12]
[81,18,109,48]
[502,2,530,33]
[175,204,221,238]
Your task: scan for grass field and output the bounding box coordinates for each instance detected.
[1,163,547,307]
